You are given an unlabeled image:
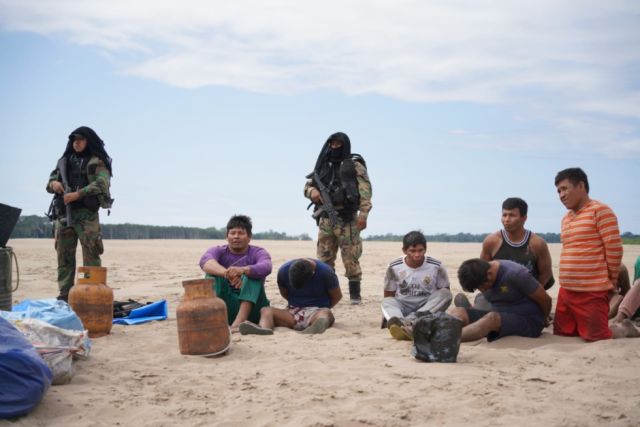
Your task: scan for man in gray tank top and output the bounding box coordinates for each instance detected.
[455,197,554,310]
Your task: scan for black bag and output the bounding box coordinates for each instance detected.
[0,203,21,247]
[411,312,463,363]
[113,299,146,318]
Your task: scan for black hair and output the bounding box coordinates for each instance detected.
[554,167,589,193]
[457,258,491,292]
[289,259,314,289]
[402,230,427,250]
[502,197,528,216]
[226,215,253,236]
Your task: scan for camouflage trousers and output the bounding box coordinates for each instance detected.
[316,216,362,280]
[55,208,104,296]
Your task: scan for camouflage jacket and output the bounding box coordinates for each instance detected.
[47,155,113,209]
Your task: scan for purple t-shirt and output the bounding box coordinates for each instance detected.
[198,244,272,282]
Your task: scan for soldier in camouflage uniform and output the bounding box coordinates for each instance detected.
[46,126,113,301]
[304,132,372,304]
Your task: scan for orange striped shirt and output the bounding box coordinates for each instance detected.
[559,199,622,292]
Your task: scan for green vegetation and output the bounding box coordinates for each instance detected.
[622,232,640,245]
[365,232,563,243]
[365,232,491,243]
[11,215,312,241]
[11,215,638,243]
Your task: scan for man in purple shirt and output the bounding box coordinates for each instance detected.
[199,215,272,332]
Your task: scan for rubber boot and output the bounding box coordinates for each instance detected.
[348,280,361,305]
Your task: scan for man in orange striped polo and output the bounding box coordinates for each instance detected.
[554,167,623,341]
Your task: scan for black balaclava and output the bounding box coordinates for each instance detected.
[61,126,113,176]
[309,132,352,183]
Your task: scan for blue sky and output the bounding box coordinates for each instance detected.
[1,1,639,237]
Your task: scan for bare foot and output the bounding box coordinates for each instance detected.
[611,319,640,338]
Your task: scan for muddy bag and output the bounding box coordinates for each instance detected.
[411,312,463,363]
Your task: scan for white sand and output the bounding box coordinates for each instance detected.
[6,239,640,427]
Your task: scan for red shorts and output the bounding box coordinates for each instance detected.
[553,288,612,341]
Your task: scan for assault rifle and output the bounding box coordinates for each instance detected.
[57,158,74,227]
[310,172,339,227]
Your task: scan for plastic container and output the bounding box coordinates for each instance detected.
[0,247,18,311]
[68,266,113,338]
[177,278,230,356]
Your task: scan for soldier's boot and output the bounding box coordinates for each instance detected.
[348,280,361,305]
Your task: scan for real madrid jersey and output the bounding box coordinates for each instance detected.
[383,256,450,299]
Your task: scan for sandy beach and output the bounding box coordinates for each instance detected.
[5,238,640,427]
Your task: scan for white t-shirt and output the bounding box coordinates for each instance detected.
[384,256,450,300]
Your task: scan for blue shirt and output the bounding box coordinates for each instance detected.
[482,260,543,320]
[277,259,339,308]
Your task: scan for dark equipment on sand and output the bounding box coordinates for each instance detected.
[412,312,463,363]
[0,203,21,311]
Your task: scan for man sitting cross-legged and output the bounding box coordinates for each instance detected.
[450,258,551,342]
[239,258,342,335]
[199,214,271,333]
[381,231,452,341]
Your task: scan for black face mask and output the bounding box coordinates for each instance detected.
[329,146,343,161]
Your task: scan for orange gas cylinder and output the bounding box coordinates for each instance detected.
[69,266,113,338]
[177,278,230,356]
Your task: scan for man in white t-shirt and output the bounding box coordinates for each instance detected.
[381,231,452,340]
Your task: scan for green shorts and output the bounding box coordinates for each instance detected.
[206,275,270,324]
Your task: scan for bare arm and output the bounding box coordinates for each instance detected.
[384,290,395,298]
[528,286,552,319]
[531,235,554,290]
[328,287,343,308]
[480,233,500,261]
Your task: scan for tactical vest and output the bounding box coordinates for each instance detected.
[325,156,362,217]
[68,154,89,190]
[66,155,113,210]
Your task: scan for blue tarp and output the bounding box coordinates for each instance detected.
[112,300,168,325]
[0,317,53,419]
[1,299,91,353]
[3,299,85,331]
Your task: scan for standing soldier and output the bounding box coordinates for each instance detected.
[46,126,113,302]
[304,132,372,304]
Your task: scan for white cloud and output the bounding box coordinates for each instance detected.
[1,0,639,155]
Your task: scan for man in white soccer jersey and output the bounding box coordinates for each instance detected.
[381,230,452,340]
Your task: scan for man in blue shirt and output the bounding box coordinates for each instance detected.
[450,258,551,342]
[239,258,342,335]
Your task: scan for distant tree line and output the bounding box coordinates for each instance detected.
[366,231,640,244]
[365,232,492,243]
[10,215,639,244]
[10,216,312,241]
